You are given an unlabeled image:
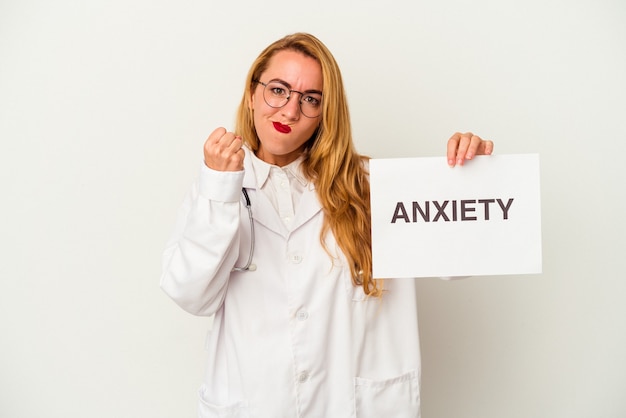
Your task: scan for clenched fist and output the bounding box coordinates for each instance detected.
[203,127,245,172]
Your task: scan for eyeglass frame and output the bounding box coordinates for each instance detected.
[253,79,323,118]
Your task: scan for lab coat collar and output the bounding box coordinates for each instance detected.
[242,147,321,237]
[244,148,308,190]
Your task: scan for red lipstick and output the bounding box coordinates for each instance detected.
[273,122,292,134]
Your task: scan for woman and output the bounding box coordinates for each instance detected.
[161,32,493,418]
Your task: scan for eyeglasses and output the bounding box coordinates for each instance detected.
[254,79,322,118]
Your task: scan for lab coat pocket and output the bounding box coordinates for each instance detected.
[354,370,420,418]
[198,386,249,418]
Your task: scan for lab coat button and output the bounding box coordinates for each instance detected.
[289,254,303,264]
[297,371,309,382]
[296,309,309,321]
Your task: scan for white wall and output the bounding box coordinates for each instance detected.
[1,0,624,417]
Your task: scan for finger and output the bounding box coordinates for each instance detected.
[207,127,227,145]
[234,144,245,166]
[454,132,473,166]
[481,140,494,155]
[447,132,462,167]
[464,134,484,160]
[229,142,245,171]
[226,135,245,167]
[207,130,237,156]
[468,139,493,159]
[227,135,243,152]
[204,129,224,163]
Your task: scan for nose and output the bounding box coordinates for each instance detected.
[280,93,302,119]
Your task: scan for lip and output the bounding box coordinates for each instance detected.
[273,121,292,134]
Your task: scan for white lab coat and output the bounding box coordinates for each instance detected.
[161,147,422,418]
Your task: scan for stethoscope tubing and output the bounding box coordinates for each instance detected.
[232,188,256,272]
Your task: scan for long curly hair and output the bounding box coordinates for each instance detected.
[235,32,382,297]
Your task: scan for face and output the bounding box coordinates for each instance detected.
[250,49,322,166]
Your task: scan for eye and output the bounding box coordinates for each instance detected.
[268,83,288,97]
[302,94,321,107]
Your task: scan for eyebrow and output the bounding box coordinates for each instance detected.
[269,78,322,95]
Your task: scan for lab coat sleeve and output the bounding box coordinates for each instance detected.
[160,163,244,316]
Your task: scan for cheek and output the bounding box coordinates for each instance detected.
[251,93,274,117]
[305,121,321,138]
[250,96,264,131]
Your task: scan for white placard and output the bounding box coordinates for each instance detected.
[369,154,542,278]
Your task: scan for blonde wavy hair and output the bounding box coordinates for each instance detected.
[235,33,382,297]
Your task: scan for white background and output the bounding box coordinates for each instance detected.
[1,0,624,417]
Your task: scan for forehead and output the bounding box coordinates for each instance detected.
[262,49,323,90]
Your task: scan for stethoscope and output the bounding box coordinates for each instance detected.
[232,188,257,272]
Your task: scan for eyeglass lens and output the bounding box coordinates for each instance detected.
[262,81,322,118]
